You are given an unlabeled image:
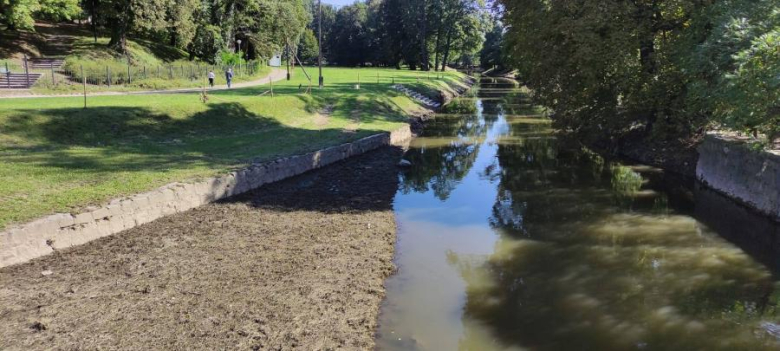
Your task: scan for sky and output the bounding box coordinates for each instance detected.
[322,0,356,7]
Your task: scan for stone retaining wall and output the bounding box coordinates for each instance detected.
[696,133,780,220]
[0,125,413,268]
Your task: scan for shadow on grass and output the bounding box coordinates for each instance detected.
[1,101,392,175]
[213,82,426,123]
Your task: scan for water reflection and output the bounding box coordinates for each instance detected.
[377,77,780,350]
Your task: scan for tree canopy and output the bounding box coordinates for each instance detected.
[498,0,779,143]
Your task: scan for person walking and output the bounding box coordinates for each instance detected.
[225,68,233,88]
[207,70,215,87]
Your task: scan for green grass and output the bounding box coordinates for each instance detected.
[0,66,467,229]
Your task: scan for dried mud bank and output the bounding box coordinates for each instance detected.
[0,146,404,350]
[0,126,413,268]
[697,133,780,221]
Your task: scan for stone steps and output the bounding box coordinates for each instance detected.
[30,58,66,70]
[391,84,441,108]
[0,73,43,89]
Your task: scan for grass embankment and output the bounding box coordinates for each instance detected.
[36,36,269,93]
[0,67,467,229]
[0,22,269,93]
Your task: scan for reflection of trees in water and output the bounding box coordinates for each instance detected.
[455,120,780,349]
[399,111,487,200]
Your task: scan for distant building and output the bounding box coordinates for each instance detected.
[269,53,282,67]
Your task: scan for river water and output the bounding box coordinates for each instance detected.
[375,77,780,350]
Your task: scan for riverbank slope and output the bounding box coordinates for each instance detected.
[0,146,403,350]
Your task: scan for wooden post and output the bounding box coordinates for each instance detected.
[51,62,55,85]
[5,62,9,89]
[83,76,87,109]
[143,66,146,79]
[23,55,30,88]
[107,66,111,87]
[269,77,274,97]
[377,72,379,84]
[127,64,131,84]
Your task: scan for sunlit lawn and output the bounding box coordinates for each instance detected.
[0,66,467,229]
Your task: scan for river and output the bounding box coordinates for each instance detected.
[375,77,780,350]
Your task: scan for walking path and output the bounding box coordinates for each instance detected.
[0,68,287,99]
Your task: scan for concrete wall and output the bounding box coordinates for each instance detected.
[0,125,413,268]
[696,133,780,220]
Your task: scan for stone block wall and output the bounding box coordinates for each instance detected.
[0,125,412,268]
[696,133,780,220]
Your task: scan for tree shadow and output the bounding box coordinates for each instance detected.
[1,101,390,176]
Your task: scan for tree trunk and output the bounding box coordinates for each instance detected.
[419,0,429,71]
[441,28,453,71]
[108,24,128,54]
[433,27,442,72]
[90,0,98,43]
[635,1,659,132]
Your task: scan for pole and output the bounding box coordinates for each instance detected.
[107,66,111,87]
[318,0,323,88]
[269,77,274,97]
[23,55,30,88]
[51,62,55,85]
[286,44,291,80]
[5,62,9,89]
[127,64,131,84]
[83,76,87,109]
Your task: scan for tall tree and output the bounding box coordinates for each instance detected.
[1,0,80,30]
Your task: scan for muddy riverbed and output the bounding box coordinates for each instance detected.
[0,147,403,350]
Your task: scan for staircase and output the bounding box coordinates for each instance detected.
[0,73,43,89]
[30,57,65,70]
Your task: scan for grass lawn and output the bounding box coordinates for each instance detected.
[0,66,467,229]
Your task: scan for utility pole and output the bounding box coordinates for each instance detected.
[318,0,323,88]
[286,43,291,80]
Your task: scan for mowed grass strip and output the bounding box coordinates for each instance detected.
[0,66,467,229]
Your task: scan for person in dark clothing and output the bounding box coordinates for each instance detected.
[225,68,233,88]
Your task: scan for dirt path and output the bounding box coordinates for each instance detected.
[0,146,403,350]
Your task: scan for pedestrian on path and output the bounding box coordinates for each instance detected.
[225,68,233,88]
[208,70,215,87]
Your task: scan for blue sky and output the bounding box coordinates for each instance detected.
[322,0,356,7]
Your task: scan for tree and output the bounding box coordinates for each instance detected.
[328,2,371,66]
[100,0,171,53]
[188,24,224,62]
[498,0,778,145]
[682,0,780,143]
[1,0,80,30]
[480,20,504,69]
[167,0,199,49]
[297,28,318,63]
